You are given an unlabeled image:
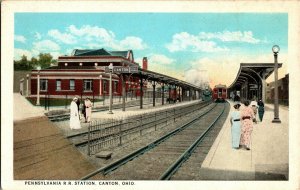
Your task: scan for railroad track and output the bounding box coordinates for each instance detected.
[81,102,229,180]
[67,101,211,148]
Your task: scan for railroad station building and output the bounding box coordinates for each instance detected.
[227,63,283,103]
[29,48,202,106]
[30,49,147,98]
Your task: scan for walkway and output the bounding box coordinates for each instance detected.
[13,93,45,121]
[14,116,98,180]
[201,101,289,180]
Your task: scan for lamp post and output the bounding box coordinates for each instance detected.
[108,63,113,114]
[99,74,103,96]
[26,74,29,97]
[36,66,41,106]
[152,81,156,107]
[272,45,281,123]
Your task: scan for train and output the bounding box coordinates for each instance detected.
[202,88,212,101]
[212,84,227,102]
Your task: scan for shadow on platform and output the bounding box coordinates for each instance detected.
[196,167,287,180]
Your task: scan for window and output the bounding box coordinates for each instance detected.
[114,81,118,93]
[103,80,107,92]
[83,79,93,91]
[40,79,48,91]
[56,80,61,91]
[70,79,75,90]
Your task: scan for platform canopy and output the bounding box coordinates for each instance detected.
[228,63,282,102]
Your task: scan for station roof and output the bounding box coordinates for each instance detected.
[34,66,202,91]
[71,48,133,60]
[228,63,282,90]
[125,68,202,90]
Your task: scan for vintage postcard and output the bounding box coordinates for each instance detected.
[1,1,300,190]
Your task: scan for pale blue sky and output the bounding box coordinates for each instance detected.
[14,13,288,86]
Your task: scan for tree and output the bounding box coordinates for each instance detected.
[14,55,29,70]
[14,52,56,70]
[30,57,38,69]
[38,53,53,69]
[51,59,58,66]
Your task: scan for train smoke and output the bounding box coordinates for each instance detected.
[184,69,210,89]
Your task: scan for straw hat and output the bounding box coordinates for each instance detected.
[233,102,241,109]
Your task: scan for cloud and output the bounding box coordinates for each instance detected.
[199,31,260,44]
[68,25,115,43]
[48,29,76,44]
[166,32,228,53]
[14,35,26,43]
[33,40,60,52]
[67,25,147,50]
[166,30,261,53]
[48,52,61,59]
[186,57,240,88]
[14,48,33,60]
[34,32,42,40]
[117,36,147,50]
[185,52,288,88]
[149,54,175,65]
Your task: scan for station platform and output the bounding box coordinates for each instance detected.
[13,116,98,180]
[13,93,46,121]
[201,101,289,180]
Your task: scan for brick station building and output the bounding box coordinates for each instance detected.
[30,49,148,98]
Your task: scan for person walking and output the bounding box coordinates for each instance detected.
[70,97,81,130]
[258,99,265,122]
[84,97,93,123]
[240,100,254,150]
[76,98,81,120]
[250,98,258,124]
[230,102,242,149]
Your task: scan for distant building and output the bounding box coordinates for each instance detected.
[266,74,289,105]
[30,48,145,98]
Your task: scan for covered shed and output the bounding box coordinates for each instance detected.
[227,63,282,102]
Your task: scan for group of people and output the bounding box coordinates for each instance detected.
[230,98,265,150]
[69,97,93,130]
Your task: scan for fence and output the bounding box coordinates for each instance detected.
[87,100,211,155]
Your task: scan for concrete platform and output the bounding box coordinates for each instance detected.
[201,101,289,180]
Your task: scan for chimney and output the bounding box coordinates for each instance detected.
[142,57,148,70]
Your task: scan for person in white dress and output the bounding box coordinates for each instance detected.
[70,97,81,130]
[84,98,93,123]
[250,98,258,124]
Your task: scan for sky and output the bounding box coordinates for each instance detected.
[14,13,288,88]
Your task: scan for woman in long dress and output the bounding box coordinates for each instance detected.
[230,103,241,149]
[250,99,258,124]
[240,100,254,150]
[70,97,81,130]
[84,98,92,123]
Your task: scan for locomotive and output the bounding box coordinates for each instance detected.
[212,84,227,102]
[202,87,212,101]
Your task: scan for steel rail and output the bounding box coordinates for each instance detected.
[84,101,211,149]
[80,103,217,180]
[159,102,227,180]
[70,101,210,146]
